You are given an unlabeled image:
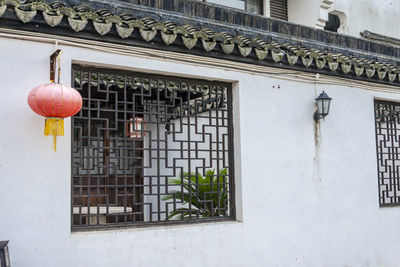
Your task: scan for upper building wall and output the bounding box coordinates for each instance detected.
[2,0,400,87]
[73,0,399,41]
[335,0,400,39]
[288,0,400,39]
[179,0,400,41]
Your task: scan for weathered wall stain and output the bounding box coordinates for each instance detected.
[313,106,323,192]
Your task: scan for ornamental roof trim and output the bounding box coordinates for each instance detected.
[1,0,400,85]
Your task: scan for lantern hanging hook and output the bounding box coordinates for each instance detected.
[57,50,63,83]
[50,49,62,83]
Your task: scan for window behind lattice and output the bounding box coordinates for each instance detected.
[71,66,235,230]
[206,0,263,15]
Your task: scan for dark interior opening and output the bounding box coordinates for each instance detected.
[324,13,341,32]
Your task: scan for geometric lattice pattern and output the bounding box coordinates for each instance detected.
[71,66,235,229]
[375,100,400,207]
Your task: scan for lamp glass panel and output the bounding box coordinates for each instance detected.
[322,99,331,115]
[317,99,324,115]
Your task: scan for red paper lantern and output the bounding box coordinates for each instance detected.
[28,83,82,151]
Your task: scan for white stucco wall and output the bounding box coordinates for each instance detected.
[1,36,400,267]
[334,0,400,38]
[288,0,322,29]
[288,0,400,39]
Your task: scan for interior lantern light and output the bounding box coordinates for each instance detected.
[127,117,145,139]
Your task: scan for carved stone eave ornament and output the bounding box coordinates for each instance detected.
[287,54,299,65]
[328,61,339,72]
[301,56,313,68]
[271,50,284,63]
[0,5,6,17]
[116,24,134,38]
[140,29,157,41]
[202,40,216,52]
[93,21,112,35]
[389,72,397,82]
[221,43,235,54]
[161,31,177,45]
[67,17,87,32]
[378,70,387,80]
[255,48,268,60]
[366,68,376,78]
[337,57,351,74]
[315,58,326,70]
[354,65,364,77]
[326,55,339,72]
[238,46,252,57]
[182,36,197,49]
[1,0,400,85]
[15,7,36,23]
[43,12,63,27]
[341,64,352,74]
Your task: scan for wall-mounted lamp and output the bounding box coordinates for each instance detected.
[313,91,332,122]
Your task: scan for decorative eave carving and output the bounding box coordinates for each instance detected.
[1,0,400,86]
[361,31,400,48]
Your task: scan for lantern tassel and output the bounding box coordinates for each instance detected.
[44,118,64,151]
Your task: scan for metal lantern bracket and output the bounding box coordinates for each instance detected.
[50,49,62,83]
[313,110,322,122]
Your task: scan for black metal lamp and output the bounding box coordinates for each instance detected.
[313,91,332,122]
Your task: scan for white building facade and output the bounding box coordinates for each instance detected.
[1,0,400,266]
[287,0,400,38]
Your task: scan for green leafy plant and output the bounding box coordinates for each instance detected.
[163,168,229,219]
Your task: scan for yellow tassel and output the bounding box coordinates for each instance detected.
[44,118,64,152]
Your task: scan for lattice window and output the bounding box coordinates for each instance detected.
[71,66,235,229]
[375,100,400,207]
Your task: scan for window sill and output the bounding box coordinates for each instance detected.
[71,218,242,235]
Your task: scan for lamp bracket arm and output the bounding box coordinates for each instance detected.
[50,49,62,83]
